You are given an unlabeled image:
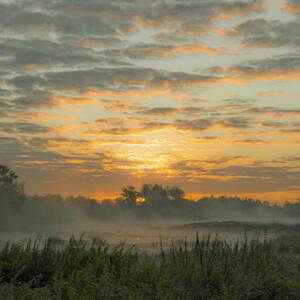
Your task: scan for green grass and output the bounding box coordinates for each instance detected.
[0,236,300,299]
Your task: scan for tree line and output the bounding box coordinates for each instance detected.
[0,165,300,232]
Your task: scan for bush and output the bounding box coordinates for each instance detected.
[0,236,299,299]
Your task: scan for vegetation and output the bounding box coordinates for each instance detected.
[1,165,300,233]
[1,236,300,299]
[1,168,300,299]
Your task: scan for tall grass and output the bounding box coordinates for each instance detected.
[0,236,299,299]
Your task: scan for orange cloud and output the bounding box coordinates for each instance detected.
[134,44,229,58]
[83,88,172,99]
[282,2,300,13]
[258,91,284,97]
[225,68,300,82]
[54,95,96,105]
[24,63,47,70]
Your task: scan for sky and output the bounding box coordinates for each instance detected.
[0,0,300,203]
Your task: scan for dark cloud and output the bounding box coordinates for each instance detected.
[170,161,205,173]
[138,107,178,116]
[175,119,214,131]
[175,117,250,131]
[7,75,46,89]
[106,42,224,60]
[0,122,52,134]
[0,38,109,72]
[244,106,300,116]
[0,136,66,168]
[0,2,118,38]
[234,138,270,144]
[259,121,300,134]
[168,159,300,193]
[138,106,206,116]
[208,165,300,182]
[0,0,264,42]
[0,0,264,115]
[6,75,55,108]
[227,19,300,48]
[218,117,250,129]
[25,67,219,92]
[209,55,300,80]
[261,121,286,128]
[12,91,55,109]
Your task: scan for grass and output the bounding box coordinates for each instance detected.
[0,236,300,299]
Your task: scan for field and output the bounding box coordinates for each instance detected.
[1,222,300,299]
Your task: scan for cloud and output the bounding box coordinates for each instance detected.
[210,55,300,81]
[234,138,270,144]
[244,106,300,116]
[218,117,250,129]
[226,19,300,48]
[0,0,264,41]
[0,38,105,71]
[167,158,300,193]
[261,120,300,135]
[0,0,265,116]
[84,122,174,136]
[0,136,67,169]
[110,43,228,59]
[0,122,52,135]
[282,0,300,14]
[208,164,300,183]
[1,0,300,200]
[43,67,220,91]
[138,107,178,116]
[4,68,220,111]
[137,106,205,116]
[0,2,119,38]
[174,119,214,131]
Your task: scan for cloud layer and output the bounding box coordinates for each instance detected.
[0,0,299,202]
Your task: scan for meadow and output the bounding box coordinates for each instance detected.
[1,235,300,300]
[1,166,300,299]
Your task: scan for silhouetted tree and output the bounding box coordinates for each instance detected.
[0,165,18,191]
[140,184,152,202]
[152,184,168,200]
[139,184,169,205]
[121,186,139,206]
[168,186,185,201]
[0,165,25,211]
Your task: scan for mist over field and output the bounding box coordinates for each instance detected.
[1,164,300,251]
[2,165,300,299]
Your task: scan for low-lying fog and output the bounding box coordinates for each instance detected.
[1,220,299,252]
[1,170,300,251]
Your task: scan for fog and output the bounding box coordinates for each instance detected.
[1,190,300,251]
[1,165,300,249]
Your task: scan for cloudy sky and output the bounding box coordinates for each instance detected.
[1,0,300,202]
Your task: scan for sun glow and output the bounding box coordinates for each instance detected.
[136,197,146,205]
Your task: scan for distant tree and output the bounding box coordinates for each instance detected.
[0,165,25,211]
[168,186,185,201]
[152,184,168,202]
[140,184,152,202]
[121,186,139,206]
[140,184,169,205]
[0,165,18,191]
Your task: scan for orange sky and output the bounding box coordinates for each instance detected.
[0,0,300,203]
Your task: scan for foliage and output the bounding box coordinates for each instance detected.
[0,237,299,299]
[1,165,300,232]
[0,165,26,231]
[121,186,139,206]
[0,165,24,199]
